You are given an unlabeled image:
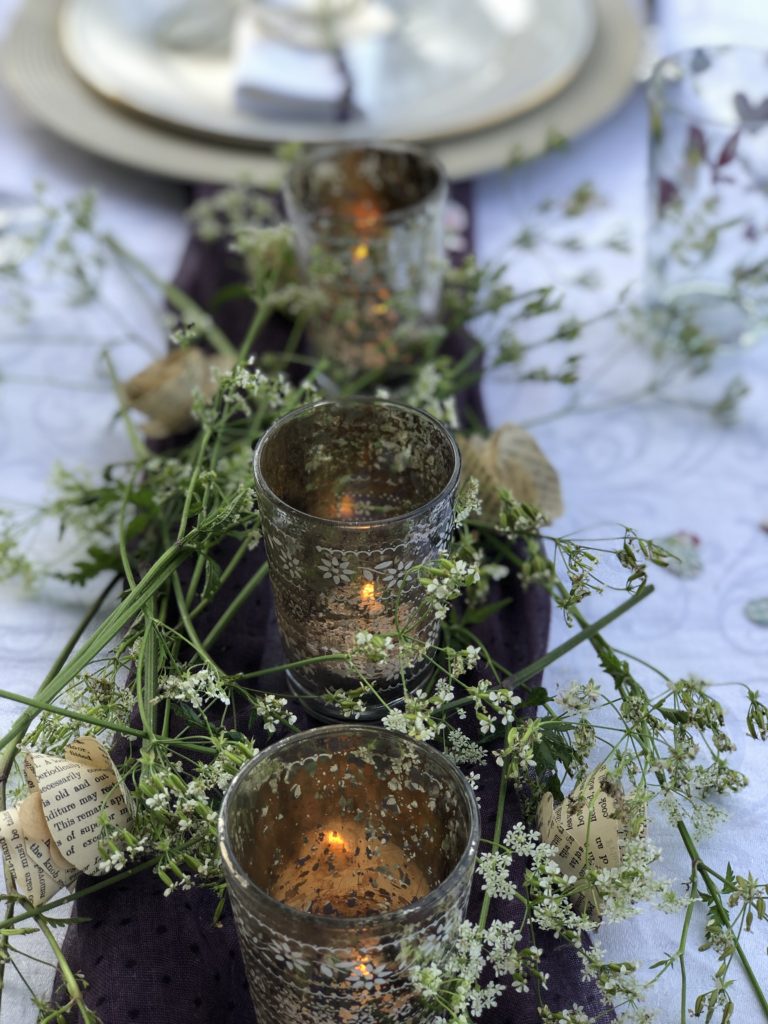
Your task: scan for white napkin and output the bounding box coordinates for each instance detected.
[232,3,394,122]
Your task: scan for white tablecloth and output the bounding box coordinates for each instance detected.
[0,0,767,1020]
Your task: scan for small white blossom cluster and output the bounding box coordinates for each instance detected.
[580,943,645,1006]
[402,361,459,429]
[192,359,318,425]
[494,718,541,777]
[420,556,481,619]
[234,222,297,292]
[478,825,588,940]
[592,836,666,924]
[325,688,368,719]
[156,667,230,709]
[142,455,195,508]
[446,644,483,679]
[461,678,522,737]
[443,728,487,766]
[211,364,292,419]
[556,679,602,712]
[383,678,455,742]
[538,1006,592,1024]
[412,918,544,1023]
[187,185,276,243]
[454,477,482,525]
[352,630,396,664]
[100,738,258,894]
[250,693,297,735]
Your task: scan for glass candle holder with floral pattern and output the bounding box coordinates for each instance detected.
[283,142,447,373]
[647,46,768,350]
[252,398,460,721]
[219,724,480,1024]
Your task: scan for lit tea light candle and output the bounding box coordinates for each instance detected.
[271,820,430,917]
[337,492,356,520]
[359,579,383,614]
[219,726,480,1024]
[283,143,447,372]
[253,398,460,721]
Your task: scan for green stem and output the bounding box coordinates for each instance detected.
[103,234,236,358]
[505,590,644,686]
[234,652,349,681]
[188,537,250,619]
[103,351,149,462]
[0,855,165,930]
[238,299,273,360]
[0,573,122,786]
[566,590,768,1018]
[202,562,269,648]
[677,820,768,1020]
[171,571,220,670]
[478,765,508,931]
[0,541,190,754]
[445,585,654,712]
[678,863,697,1024]
[177,426,212,541]
[0,688,146,739]
[36,915,92,1021]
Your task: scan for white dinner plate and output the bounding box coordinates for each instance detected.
[57,0,597,145]
[1,0,641,186]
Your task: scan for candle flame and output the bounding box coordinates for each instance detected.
[355,956,373,979]
[348,198,381,231]
[325,830,347,850]
[338,494,355,519]
[352,242,369,263]
[360,580,376,606]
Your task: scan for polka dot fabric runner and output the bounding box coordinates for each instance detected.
[53,188,615,1024]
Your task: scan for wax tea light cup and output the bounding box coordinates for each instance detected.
[283,142,448,372]
[252,398,460,721]
[647,46,768,351]
[219,724,480,1024]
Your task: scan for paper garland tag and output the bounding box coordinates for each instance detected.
[0,737,133,906]
[537,769,627,920]
[458,423,563,526]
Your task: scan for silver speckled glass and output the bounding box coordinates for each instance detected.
[648,46,768,349]
[283,143,447,373]
[252,398,460,720]
[219,725,479,1024]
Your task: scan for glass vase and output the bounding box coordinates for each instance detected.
[252,398,460,721]
[283,142,447,373]
[647,46,768,351]
[219,724,480,1024]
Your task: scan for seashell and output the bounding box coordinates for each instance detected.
[457,422,562,525]
[120,347,236,440]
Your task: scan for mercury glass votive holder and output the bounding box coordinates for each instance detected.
[647,46,768,350]
[283,142,448,372]
[252,398,460,721]
[219,724,480,1024]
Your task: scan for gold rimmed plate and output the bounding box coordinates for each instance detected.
[57,0,597,146]
[1,0,642,185]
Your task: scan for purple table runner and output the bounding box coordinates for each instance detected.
[53,191,615,1024]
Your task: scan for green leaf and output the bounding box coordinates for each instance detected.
[55,544,122,586]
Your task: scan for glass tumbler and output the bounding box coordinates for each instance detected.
[647,46,768,351]
[219,724,480,1024]
[283,142,448,373]
[252,398,460,721]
